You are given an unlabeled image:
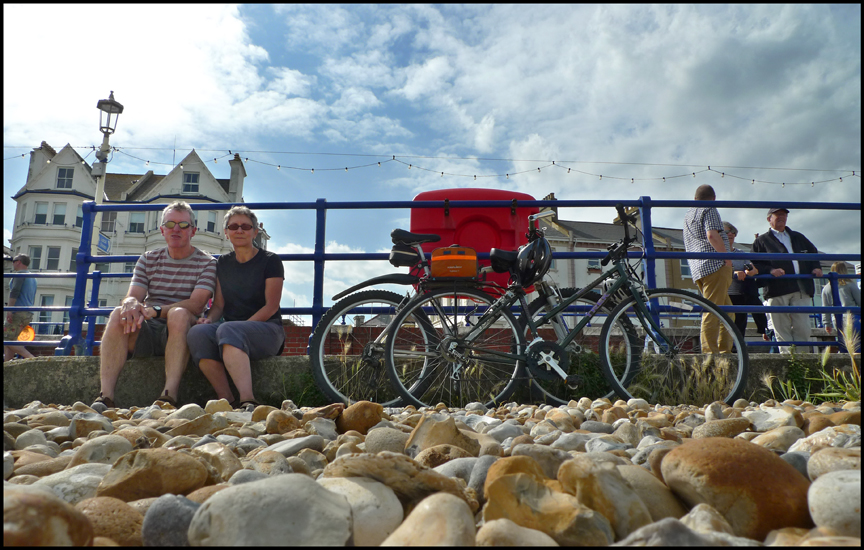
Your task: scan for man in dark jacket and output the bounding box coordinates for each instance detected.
[751,207,822,353]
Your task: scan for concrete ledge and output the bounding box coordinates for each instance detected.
[2,353,858,410]
[2,356,327,410]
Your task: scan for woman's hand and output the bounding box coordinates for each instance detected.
[197,317,212,325]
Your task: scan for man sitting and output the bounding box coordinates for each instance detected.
[91,201,216,410]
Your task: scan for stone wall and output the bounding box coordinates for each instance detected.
[3,354,856,410]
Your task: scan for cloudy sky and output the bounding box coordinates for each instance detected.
[4,4,861,314]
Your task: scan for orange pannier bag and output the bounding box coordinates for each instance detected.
[430,245,479,279]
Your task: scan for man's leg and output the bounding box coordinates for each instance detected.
[696,265,734,354]
[4,313,35,361]
[5,345,34,360]
[789,291,814,353]
[98,307,138,400]
[768,294,795,354]
[162,307,196,401]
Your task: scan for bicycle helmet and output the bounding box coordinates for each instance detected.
[515,238,552,286]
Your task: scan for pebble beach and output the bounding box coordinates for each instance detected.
[3,396,861,546]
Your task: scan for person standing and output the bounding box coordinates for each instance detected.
[683,184,733,354]
[751,207,822,354]
[91,201,217,410]
[821,261,861,353]
[4,254,37,361]
[723,222,768,340]
[187,206,285,411]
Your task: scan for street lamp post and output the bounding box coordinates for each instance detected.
[91,91,124,258]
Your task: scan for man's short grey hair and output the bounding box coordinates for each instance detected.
[13,254,30,267]
[722,221,737,236]
[224,205,259,232]
[161,201,196,226]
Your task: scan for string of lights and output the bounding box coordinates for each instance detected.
[4,144,859,187]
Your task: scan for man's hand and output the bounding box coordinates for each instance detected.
[825,326,832,334]
[770,268,785,277]
[119,297,151,334]
[812,268,823,278]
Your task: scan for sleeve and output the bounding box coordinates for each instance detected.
[264,252,285,280]
[129,254,150,290]
[849,284,861,308]
[821,286,833,328]
[703,208,724,233]
[195,256,218,294]
[9,277,23,299]
[751,235,772,276]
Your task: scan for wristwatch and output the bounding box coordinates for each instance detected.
[152,305,162,319]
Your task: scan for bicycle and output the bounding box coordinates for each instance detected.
[309,228,617,406]
[383,206,749,409]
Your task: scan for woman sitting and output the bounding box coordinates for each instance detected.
[187,206,285,410]
[821,261,861,353]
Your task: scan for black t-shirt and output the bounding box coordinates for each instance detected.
[217,249,284,322]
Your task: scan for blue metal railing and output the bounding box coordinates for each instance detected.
[3,196,860,355]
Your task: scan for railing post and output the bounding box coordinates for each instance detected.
[58,201,95,355]
[312,198,327,331]
[638,196,658,289]
[85,271,103,355]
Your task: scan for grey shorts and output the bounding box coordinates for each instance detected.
[132,318,169,358]
[187,320,285,365]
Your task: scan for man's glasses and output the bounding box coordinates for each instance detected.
[162,221,192,229]
[227,223,254,231]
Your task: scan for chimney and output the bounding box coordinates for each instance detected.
[228,154,247,201]
[541,192,558,217]
[27,141,57,183]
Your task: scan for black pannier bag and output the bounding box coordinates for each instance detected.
[389,243,420,267]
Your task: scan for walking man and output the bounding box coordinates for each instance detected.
[751,207,822,353]
[4,254,37,361]
[683,184,733,354]
[91,201,217,410]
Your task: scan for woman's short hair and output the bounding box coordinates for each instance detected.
[162,201,196,225]
[722,221,737,236]
[224,205,259,232]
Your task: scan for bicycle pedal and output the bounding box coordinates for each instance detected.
[565,375,583,390]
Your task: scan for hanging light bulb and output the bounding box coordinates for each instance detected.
[599,175,602,180]
[46,159,51,164]
[440,172,444,177]
[277,165,281,170]
[692,173,696,177]
[721,172,724,178]
[506,174,509,179]
[214,158,217,164]
[752,179,755,185]
[180,164,184,169]
[474,175,477,180]
[311,168,314,174]
[537,167,541,172]
[567,168,571,173]
[662,177,666,182]
[631,178,634,184]
[345,167,348,171]
[378,162,381,167]
[408,164,412,169]
[782,183,785,188]
[839,177,842,182]
[146,161,150,166]
[811,182,814,187]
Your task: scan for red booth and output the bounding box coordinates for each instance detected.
[410,188,539,288]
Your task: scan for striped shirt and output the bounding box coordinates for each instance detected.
[683,206,729,282]
[130,247,217,307]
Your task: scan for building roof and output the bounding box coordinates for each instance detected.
[546,217,753,250]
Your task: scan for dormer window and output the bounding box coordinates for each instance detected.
[182,172,200,193]
[57,167,73,189]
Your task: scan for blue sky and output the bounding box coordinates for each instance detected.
[3,4,861,314]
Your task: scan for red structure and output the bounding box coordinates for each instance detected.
[410,188,538,288]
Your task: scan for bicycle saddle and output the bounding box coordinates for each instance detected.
[391,229,442,246]
[490,248,518,273]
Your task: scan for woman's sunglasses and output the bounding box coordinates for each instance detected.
[227,223,254,231]
[162,221,192,229]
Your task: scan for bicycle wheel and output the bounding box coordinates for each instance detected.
[600,288,748,405]
[520,288,638,405]
[385,287,526,409]
[310,290,414,406]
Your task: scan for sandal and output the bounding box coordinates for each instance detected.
[239,399,260,412]
[91,393,116,410]
[154,390,178,408]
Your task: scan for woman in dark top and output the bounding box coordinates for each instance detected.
[187,206,284,410]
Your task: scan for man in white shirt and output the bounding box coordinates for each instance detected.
[751,208,822,353]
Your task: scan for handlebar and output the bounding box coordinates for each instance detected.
[601,204,636,266]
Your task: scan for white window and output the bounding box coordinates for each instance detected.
[38,295,54,334]
[101,211,117,232]
[588,249,601,270]
[69,248,78,272]
[76,205,84,228]
[680,259,692,279]
[34,202,48,224]
[19,203,26,225]
[182,172,200,193]
[124,262,136,273]
[52,202,66,225]
[63,296,74,325]
[97,299,108,324]
[29,246,42,270]
[129,212,145,233]
[57,167,74,189]
[207,211,217,232]
[94,262,111,273]
[46,247,61,270]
